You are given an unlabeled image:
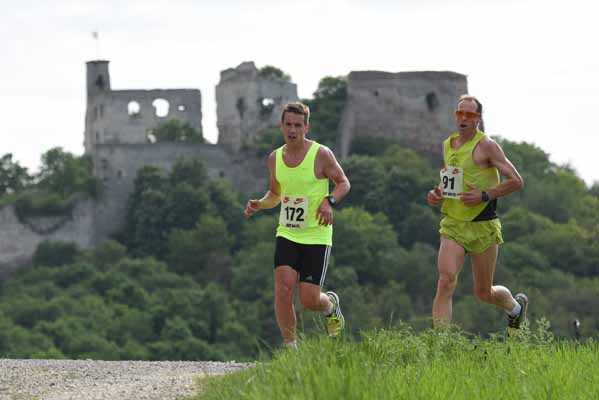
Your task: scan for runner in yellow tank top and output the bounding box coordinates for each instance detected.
[243,102,351,348]
[427,95,529,332]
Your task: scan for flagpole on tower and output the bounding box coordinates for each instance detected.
[92,30,101,59]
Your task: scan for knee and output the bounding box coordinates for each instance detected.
[275,281,295,303]
[298,292,320,311]
[437,273,458,296]
[474,287,493,303]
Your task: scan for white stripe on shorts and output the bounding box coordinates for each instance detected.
[319,245,331,287]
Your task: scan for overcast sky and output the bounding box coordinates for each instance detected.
[2,0,598,185]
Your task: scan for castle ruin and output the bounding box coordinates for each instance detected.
[215,61,298,153]
[340,70,467,158]
[0,60,467,275]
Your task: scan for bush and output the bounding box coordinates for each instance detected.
[33,241,79,267]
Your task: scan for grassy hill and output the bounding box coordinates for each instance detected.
[196,326,599,400]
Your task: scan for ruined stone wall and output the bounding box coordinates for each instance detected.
[85,89,202,153]
[92,143,268,242]
[215,62,298,153]
[0,60,472,275]
[0,200,96,278]
[339,71,468,158]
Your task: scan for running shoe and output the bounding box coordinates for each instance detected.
[508,293,528,329]
[325,291,345,337]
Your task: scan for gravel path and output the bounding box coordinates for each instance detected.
[0,359,250,400]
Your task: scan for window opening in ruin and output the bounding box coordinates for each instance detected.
[178,105,186,112]
[128,101,141,116]
[100,159,109,179]
[95,131,100,142]
[236,98,246,119]
[93,106,98,120]
[426,92,439,112]
[259,97,275,118]
[152,98,170,118]
[99,104,104,118]
[373,90,379,97]
[117,170,124,179]
[95,75,105,90]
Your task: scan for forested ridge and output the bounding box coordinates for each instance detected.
[1,76,598,361]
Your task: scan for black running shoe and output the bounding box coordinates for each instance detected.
[508,293,528,329]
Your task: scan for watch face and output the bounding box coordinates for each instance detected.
[328,196,336,205]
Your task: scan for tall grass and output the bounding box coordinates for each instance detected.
[195,322,599,400]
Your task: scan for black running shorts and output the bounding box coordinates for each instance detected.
[274,236,331,286]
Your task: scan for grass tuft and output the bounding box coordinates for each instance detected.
[194,322,599,400]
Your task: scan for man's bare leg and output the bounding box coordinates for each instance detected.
[471,244,518,311]
[433,236,466,327]
[274,266,298,344]
[298,283,332,313]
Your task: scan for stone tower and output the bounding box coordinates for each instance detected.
[86,60,111,99]
[82,60,266,243]
[84,60,203,157]
[339,71,468,158]
[215,62,298,152]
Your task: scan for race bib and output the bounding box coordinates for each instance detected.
[279,195,309,229]
[440,166,464,199]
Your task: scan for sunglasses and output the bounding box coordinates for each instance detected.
[455,110,480,120]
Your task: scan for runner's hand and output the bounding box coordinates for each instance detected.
[460,184,483,206]
[427,186,443,207]
[317,199,333,226]
[244,199,261,219]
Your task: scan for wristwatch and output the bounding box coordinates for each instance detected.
[481,191,490,202]
[326,195,337,207]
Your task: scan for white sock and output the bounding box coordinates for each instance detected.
[507,302,521,317]
[324,300,334,316]
[284,341,298,350]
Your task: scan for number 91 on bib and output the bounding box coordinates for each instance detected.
[279,195,309,229]
[440,167,463,199]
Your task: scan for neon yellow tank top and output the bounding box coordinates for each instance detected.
[275,141,332,245]
[441,131,500,222]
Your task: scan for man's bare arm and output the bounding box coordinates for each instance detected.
[313,147,350,226]
[486,140,524,200]
[321,147,351,202]
[244,151,281,218]
[460,139,523,206]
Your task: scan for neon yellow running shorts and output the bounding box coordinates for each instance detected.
[439,216,504,254]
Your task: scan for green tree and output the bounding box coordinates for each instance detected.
[33,241,79,267]
[165,182,211,231]
[303,76,347,149]
[150,119,203,143]
[0,153,32,195]
[206,179,244,248]
[169,158,208,188]
[258,66,291,82]
[333,207,402,285]
[167,215,234,284]
[125,166,169,257]
[129,189,169,258]
[340,155,387,213]
[37,148,99,198]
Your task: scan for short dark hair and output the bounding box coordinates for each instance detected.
[281,102,310,125]
[458,95,483,114]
